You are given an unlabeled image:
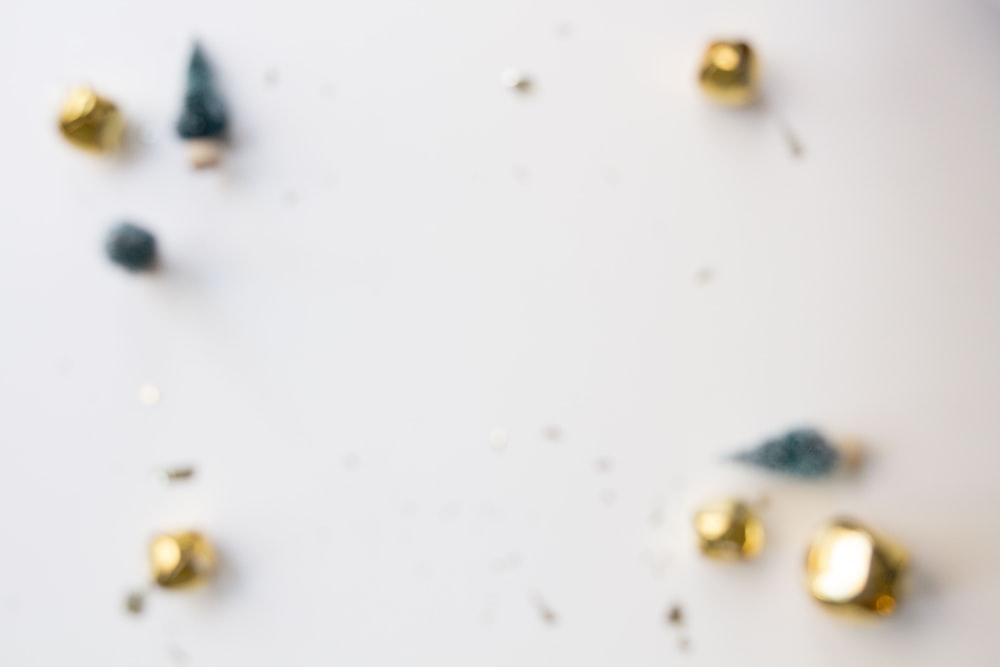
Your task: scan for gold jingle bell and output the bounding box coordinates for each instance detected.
[149,531,217,589]
[805,518,907,617]
[694,498,764,560]
[698,40,760,107]
[58,87,124,153]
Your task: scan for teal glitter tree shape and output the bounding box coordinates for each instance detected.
[177,43,227,140]
[732,428,840,478]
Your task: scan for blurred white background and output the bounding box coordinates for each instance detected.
[2,1,1000,665]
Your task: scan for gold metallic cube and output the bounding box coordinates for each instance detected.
[58,87,124,153]
[694,498,764,560]
[805,518,907,617]
[149,531,217,589]
[698,40,760,107]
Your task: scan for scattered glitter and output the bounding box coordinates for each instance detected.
[138,383,161,406]
[541,425,563,442]
[667,604,684,626]
[152,466,196,484]
[532,593,558,626]
[489,428,508,451]
[694,267,715,285]
[500,68,532,92]
[125,590,145,615]
[594,457,613,473]
[771,106,805,158]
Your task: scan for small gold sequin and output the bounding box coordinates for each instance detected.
[698,41,760,107]
[805,518,907,617]
[149,531,217,589]
[694,498,764,560]
[58,87,124,153]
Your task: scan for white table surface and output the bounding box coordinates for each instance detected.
[2,0,1000,664]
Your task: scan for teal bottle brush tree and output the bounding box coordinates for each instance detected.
[731,428,863,478]
[176,42,228,168]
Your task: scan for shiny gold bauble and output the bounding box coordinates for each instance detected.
[149,531,217,589]
[805,518,907,617]
[698,41,760,107]
[694,498,764,560]
[58,87,124,152]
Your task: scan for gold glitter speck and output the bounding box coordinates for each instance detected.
[500,69,532,92]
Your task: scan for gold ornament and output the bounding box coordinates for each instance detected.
[698,41,760,107]
[694,498,764,560]
[58,87,125,153]
[149,531,217,589]
[805,518,907,617]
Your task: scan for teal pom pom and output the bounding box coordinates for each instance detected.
[732,428,839,478]
[106,223,157,271]
[177,42,227,140]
